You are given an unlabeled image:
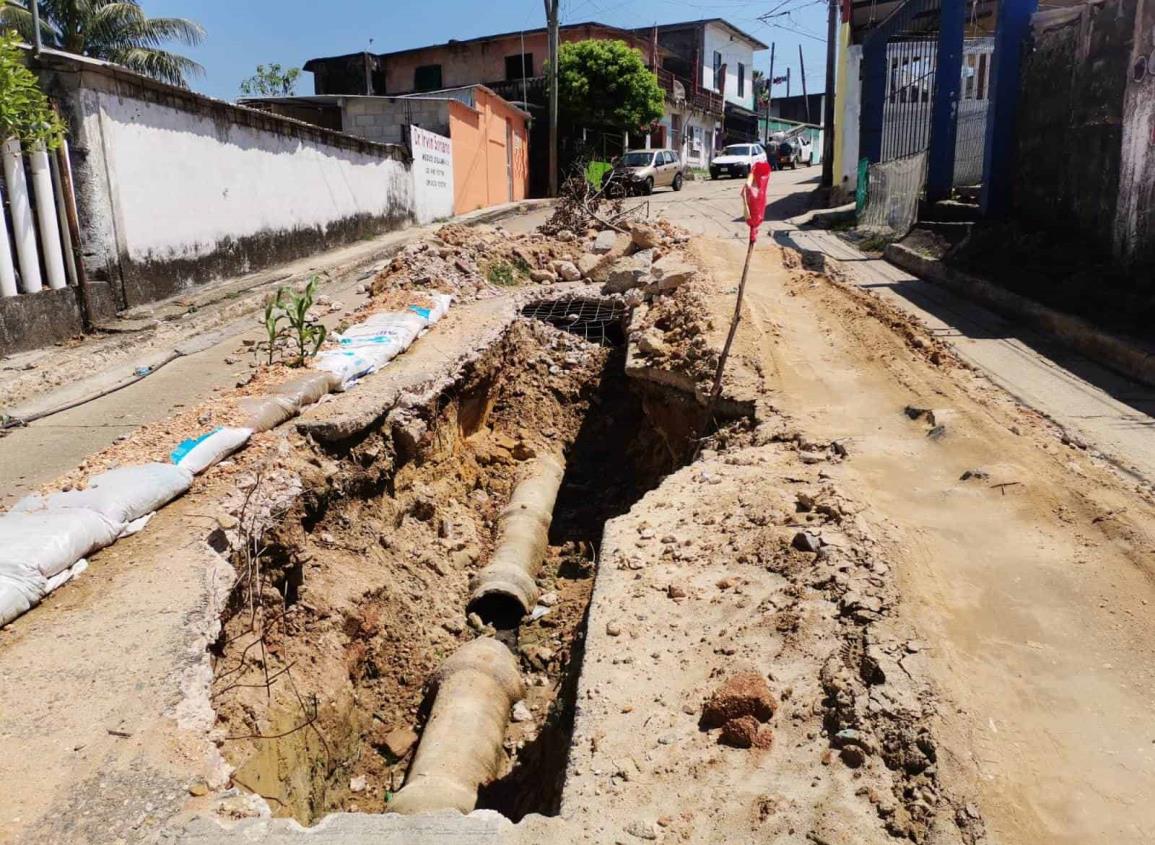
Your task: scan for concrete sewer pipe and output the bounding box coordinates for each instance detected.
[468,451,566,626]
[387,637,525,815]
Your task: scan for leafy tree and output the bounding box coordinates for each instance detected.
[557,39,664,133]
[0,31,65,147]
[240,63,301,97]
[0,1,205,88]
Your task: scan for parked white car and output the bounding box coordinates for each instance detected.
[709,143,765,180]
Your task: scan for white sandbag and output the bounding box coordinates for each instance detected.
[46,463,193,524]
[339,312,425,368]
[171,427,252,475]
[410,293,452,325]
[0,570,45,627]
[237,394,298,433]
[314,348,378,390]
[120,514,153,538]
[0,510,120,579]
[272,371,340,407]
[44,558,88,593]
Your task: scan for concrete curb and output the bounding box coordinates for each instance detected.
[884,242,1155,389]
[4,199,555,423]
[785,202,856,229]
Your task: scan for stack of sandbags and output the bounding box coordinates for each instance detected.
[1,463,194,627]
[315,294,452,390]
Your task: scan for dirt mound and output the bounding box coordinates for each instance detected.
[630,283,719,387]
[699,671,777,728]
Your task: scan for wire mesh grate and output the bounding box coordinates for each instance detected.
[520,298,628,346]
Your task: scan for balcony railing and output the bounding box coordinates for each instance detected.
[484,71,722,118]
[485,76,547,105]
[654,67,723,116]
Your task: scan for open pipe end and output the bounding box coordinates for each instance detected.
[468,567,538,630]
[467,591,530,631]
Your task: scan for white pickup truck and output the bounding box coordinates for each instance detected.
[708,143,766,180]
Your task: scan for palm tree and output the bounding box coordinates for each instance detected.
[0,1,205,87]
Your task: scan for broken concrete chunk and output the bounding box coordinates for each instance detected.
[554,260,581,281]
[629,222,662,250]
[650,254,695,291]
[637,331,669,357]
[577,253,601,277]
[591,229,618,254]
[380,727,418,760]
[602,249,653,294]
[530,269,558,283]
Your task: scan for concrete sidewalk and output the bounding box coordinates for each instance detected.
[0,200,550,507]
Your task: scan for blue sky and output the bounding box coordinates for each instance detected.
[147,0,830,102]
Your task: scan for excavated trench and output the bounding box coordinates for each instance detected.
[210,303,732,825]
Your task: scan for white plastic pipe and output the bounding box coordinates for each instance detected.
[29,143,66,290]
[2,138,42,293]
[0,182,18,298]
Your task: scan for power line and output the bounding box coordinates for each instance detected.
[763,21,828,42]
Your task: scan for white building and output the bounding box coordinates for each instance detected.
[637,18,768,163]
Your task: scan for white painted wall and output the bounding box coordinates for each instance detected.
[702,23,757,111]
[838,45,862,190]
[410,125,454,223]
[666,109,718,167]
[93,91,413,267]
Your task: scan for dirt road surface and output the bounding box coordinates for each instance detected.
[2,169,1155,845]
[639,174,1155,842]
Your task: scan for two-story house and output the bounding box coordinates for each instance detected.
[298,18,761,189]
[637,19,768,152]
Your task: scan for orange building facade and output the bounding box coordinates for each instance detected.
[446,87,529,214]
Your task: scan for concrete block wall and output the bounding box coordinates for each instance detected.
[342,98,451,146]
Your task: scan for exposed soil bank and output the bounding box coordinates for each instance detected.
[211,314,707,825]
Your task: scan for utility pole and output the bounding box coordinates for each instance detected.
[30,0,42,56]
[766,42,775,143]
[786,66,791,99]
[820,0,838,187]
[799,46,810,123]
[544,0,560,197]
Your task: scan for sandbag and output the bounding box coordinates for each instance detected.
[410,293,452,325]
[73,461,194,521]
[171,427,252,475]
[0,510,120,579]
[271,371,339,408]
[237,394,298,432]
[314,348,378,390]
[0,570,45,627]
[44,558,88,593]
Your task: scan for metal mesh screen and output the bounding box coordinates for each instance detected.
[520,298,628,346]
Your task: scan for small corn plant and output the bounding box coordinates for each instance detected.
[254,276,328,367]
[257,295,288,365]
[282,276,328,366]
